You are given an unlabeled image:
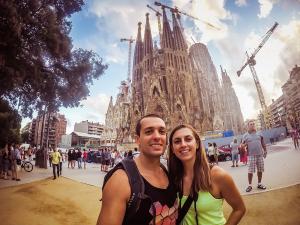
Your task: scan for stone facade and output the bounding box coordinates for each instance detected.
[282,64,300,129]
[104,10,244,145]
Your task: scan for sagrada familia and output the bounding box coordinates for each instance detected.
[104,9,244,146]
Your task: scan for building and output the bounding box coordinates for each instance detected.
[74,120,104,136]
[268,95,287,128]
[282,64,300,129]
[30,112,67,148]
[104,10,244,146]
[220,66,245,134]
[71,131,101,148]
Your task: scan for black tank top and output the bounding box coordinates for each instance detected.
[123,176,178,225]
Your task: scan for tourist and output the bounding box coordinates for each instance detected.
[230,138,239,167]
[169,124,245,224]
[97,114,178,224]
[242,120,267,192]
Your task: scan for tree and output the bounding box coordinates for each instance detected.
[0,0,108,117]
[0,99,21,148]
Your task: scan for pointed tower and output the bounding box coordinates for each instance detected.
[130,22,144,136]
[143,13,153,73]
[220,66,244,134]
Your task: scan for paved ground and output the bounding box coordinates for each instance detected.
[1,137,300,195]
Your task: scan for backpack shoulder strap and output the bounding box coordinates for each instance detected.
[102,159,146,221]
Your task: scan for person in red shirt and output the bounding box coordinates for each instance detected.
[83,149,88,169]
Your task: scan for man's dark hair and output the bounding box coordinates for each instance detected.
[135,114,164,136]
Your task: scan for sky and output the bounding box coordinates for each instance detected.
[22,0,300,134]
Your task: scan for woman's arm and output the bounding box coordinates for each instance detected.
[213,168,246,225]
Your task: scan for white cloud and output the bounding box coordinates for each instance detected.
[235,0,247,7]
[87,0,161,64]
[61,93,110,133]
[172,0,234,43]
[257,0,278,18]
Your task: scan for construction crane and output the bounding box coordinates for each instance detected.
[120,37,135,82]
[147,4,162,41]
[237,22,279,128]
[237,22,279,77]
[154,1,220,30]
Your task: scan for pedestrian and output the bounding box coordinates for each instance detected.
[10,144,21,181]
[110,149,116,167]
[126,150,133,159]
[207,143,215,164]
[213,142,219,165]
[99,149,105,171]
[168,124,245,225]
[77,149,82,169]
[239,141,248,165]
[67,149,72,168]
[97,114,178,225]
[48,149,53,167]
[230,138,239,167]
[103,149,111,172]
[1,144,10,180]
[71,149,76,169]
[83,149,88,169]
[27,146,33,161]
[291,128,299,149]
[58,150,63,176]
[242,120,267,192]
[51,148,61,180]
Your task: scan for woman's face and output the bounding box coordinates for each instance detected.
[171,127,197,162]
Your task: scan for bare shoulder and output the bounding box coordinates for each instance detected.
[103,169,131,201]
[210,166,231,184]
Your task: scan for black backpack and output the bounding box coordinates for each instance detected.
[102,158,168,223]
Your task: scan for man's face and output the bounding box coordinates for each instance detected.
[135,117,167,157]
[248,122,256,132]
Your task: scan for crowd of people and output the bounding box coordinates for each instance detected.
[0,144,34,181]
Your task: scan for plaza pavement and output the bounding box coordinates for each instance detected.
[1,137,300,195]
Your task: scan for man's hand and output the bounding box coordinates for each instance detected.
[263,151,267,158]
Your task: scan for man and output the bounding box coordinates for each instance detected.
[97,114,178,225]
[242,121,267,192]
[51,149,61,180]
[11,144,21,181]
[291,128,299,149]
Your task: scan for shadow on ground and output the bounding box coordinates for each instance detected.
[0,177,299,225]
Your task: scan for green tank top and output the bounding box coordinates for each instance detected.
[180,191,226,225]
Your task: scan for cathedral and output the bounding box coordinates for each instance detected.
[104,9,244,146]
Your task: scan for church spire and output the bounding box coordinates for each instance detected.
[143,13,153,57]
[172,11,187,50]
[161,7,174,49]
[133,22,143,66]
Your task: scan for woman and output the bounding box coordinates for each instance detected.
[169,124,245,225]
[239,142,247,165]
[213,142,219,165]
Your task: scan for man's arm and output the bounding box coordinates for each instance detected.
[260,136,267,158]
[97,169,131,225]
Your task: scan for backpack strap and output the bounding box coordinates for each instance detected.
[102,159,148,222]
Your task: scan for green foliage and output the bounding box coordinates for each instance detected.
[0,99,21,148]
[0,0,108,117]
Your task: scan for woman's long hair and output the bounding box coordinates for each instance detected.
[168,124,211,197]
